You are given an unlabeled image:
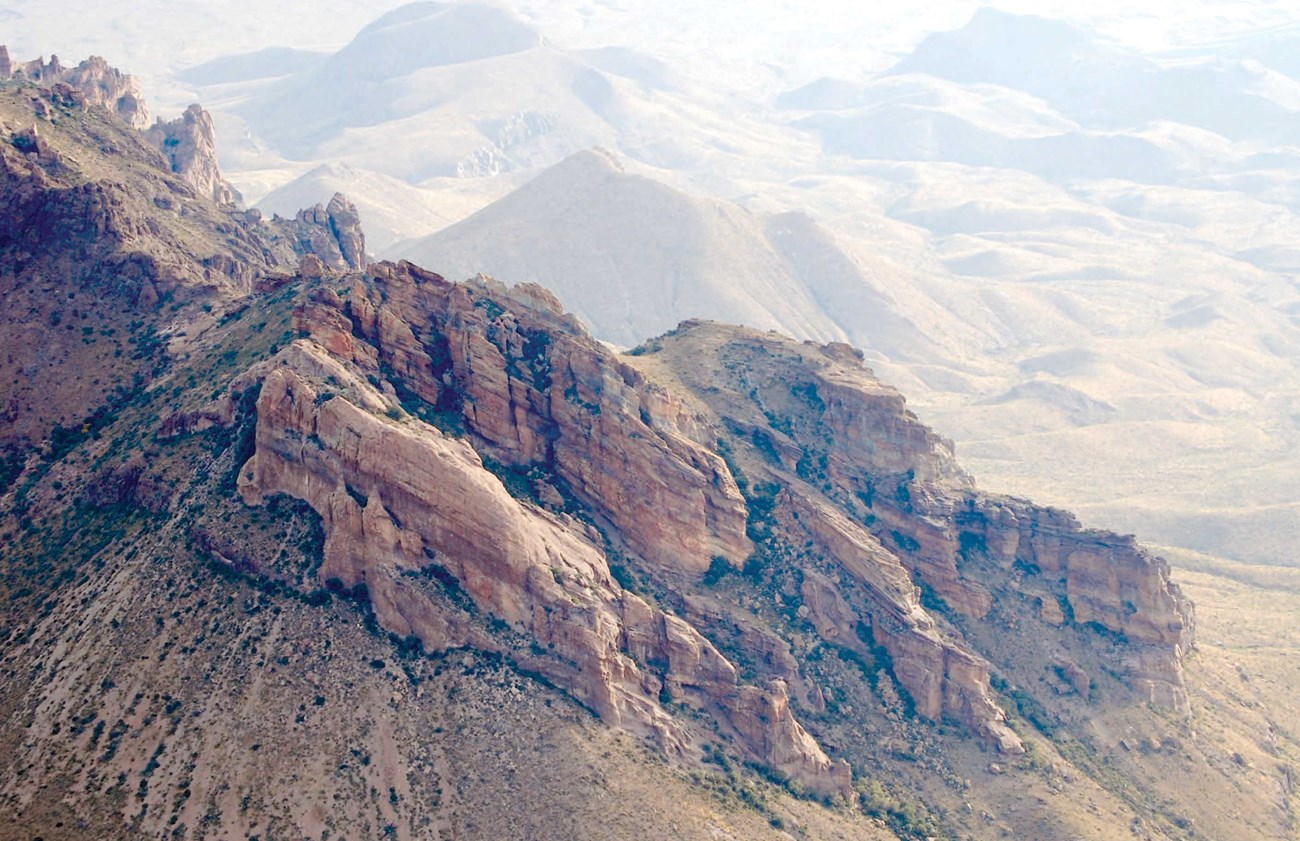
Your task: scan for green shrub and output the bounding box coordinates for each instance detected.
[703,555,732,586]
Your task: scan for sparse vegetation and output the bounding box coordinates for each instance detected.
[0,83,1289,841]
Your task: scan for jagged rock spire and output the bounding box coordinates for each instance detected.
[0,47,149,129]
[290,193,367,271]
[145,104,241,205]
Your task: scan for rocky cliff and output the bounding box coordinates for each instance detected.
[627,322,1194,716]
[0,80,284,454]
[285,192,368,270]
[207,254,1193,793]
[232,263,848,794]
[2,48,244,208]
[294,264,747,573]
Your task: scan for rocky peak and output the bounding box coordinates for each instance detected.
[4,44,1276,841]
[216,254,1196,802]
[0,47,149,129]
[311,262,750,574]
[262,270,1198,780]
[2,49,239,204]
[144,103,240,205]
[326,192,366,268]
[288,192,368,270]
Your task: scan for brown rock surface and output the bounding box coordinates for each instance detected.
[265,261,1029,761]
[3,49,240,205]
[969,496,1195,711]
[326,192,366,269]
[273,277,1193,759]
[0,84,363,461]
[5,49,1280,841]
[781,492,1022,751]
[623,319,1194,729]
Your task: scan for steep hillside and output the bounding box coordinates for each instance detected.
[0,81,272,458]
[0,75,893,840]
[0,69,369,462]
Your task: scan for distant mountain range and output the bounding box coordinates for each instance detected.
[395,149,940,361]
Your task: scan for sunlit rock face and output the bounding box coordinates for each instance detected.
[232,257,1193,792]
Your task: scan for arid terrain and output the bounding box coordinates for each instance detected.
[0,56,1297,841]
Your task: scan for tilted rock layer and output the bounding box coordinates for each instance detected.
[224,258,1192,790]
[0,59,1194,789]
[237,280,849,794]
[294,264,748,574]
[0,50,1248,841]
[625,322,1194,715]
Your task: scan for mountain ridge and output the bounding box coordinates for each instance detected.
[1,47,1296,841]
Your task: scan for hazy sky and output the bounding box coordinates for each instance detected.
[5,0,1299,95]
[514,0,1300,93]
[520,0,1300,55]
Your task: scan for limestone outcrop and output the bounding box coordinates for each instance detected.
[235,338,850,795]
[970,496,1195,709]
[293,262,750,575]
[265,264,1195,760]
[624,320,1195,732]
[0,46,1243,841]
[780,493,1022,752]
[325,193,366,269]
[260,260,1030,760]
